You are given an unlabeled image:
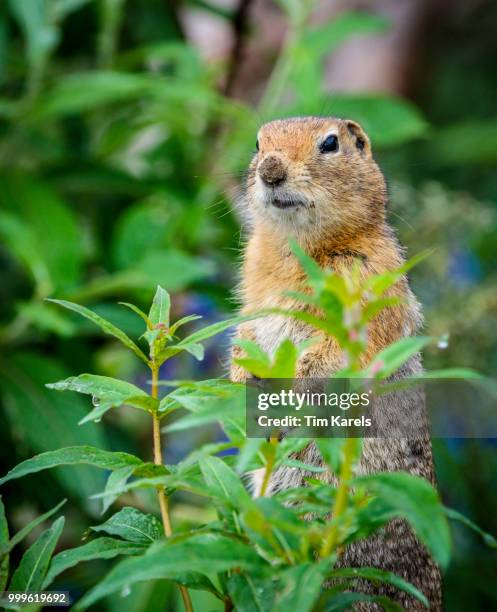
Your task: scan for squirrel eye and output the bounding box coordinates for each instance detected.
[320,134,339,153]
[256,139,259,151]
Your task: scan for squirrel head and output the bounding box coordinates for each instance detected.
[245,117,387,243]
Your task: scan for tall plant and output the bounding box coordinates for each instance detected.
[0,250,493,611]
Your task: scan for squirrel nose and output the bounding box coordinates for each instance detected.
[258,155,287,186]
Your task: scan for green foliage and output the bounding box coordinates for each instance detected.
[0,499,66,557]
[9,516,65,591]
[90,507,163,544]
[353,473,451,569]
[1,281,491,611]
[0,1,495,610]
[43,537,146,589]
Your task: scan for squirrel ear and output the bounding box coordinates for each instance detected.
[344,120,371,156]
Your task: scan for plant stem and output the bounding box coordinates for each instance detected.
[98,0,125,68]
[257,0,312,117]
[150,365,193,612]
[258,437,278,497]
[320,436,356,558]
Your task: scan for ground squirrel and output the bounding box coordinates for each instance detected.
[230,116,442,610]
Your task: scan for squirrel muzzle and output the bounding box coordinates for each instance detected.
[258,155,287,187]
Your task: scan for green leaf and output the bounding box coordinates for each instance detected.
[365,250,433,297]
[163,384,244,434]
[234,338,299,379]
[325,94,428,148]
[46,299,149,364]
[134,249,215,292]
[420,368,483,379]
[159,313,262,364]
[148,286,171,328]
[46,374,156,423]
[176,313,262,348]
[0,500,66,557]
[0,447,144,487]
[33,71,157,117]
[302,11,389,58]
[7,0,58,74]
[90,507,163,544]
[17,301,76,337]
[289,239,324,283]
[0,177,83,291]
[104,580,173,612]
[119,302,150,327]
[111,194,183,269]
[166,571,222,598]
[0,497,8,591]
[9,517,65,591]
[0,212,51,295]
[52,0,92,20]
[233,339,271,366]
[169,314,202,335]
[0,354,108,505]
[445,507,497,548]
[316,439,346,473]
[43,537,145,589]
[353,472,451,569]
[328,567,428,607]
[199,457,252,508]
[431,120,497,166]
[101,467,135,515]
[236,438,264,474]
[273,562,328,612]
[74,533,265,610]
[182,342,205,361]
[227,572,275,611]
[271,339,299,378]
[366,337,432,379]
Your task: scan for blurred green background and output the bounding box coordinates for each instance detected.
[0,0,496,609]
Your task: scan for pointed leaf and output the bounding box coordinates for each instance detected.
[271,339,299,378]
[328,567,428,607]
[0,447,144,486]
[43,537,145,589]
[74,533,265,610]
[228,572,276,611]
[200,457,252,508]
[47,374,155,424]
[119,302,150,327]
[90,507,163,544]
[101,467,135,515]
[316,439,346,473]
[169,314,202,335]
[148,286,171,328]
[367,337,432,379]
[365,250,433,297]
[175,313,263,347]
[182,342,205,361]
[233,339,271,366]
[353,472,451,569]
[0,500,66,557]
[273,562,328,612]
[46,299,149,364]
[445,507,497,548]
[289,239,324,283]
[9,517,65,591]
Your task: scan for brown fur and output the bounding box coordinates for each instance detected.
[230,116,442,610]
